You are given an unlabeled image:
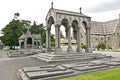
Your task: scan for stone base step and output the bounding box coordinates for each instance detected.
[35,53,111,62]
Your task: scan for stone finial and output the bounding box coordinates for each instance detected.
[51,2,53,9]
[119,14,120,20]
[80,7,82,14]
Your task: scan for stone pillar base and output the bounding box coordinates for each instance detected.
[86,48,92,53]
[46,48,51,52]
[67,46,73,53]
[54,48,62,54]
[76,47,83,53]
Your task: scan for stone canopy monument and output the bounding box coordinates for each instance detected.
[36,2,93,62]
[45,2,92,53]
[19,30,42,49]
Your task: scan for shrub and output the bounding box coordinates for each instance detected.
[81,44,87,49]
[97,42,106,50]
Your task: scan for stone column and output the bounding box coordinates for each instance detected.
[76,26,82,53]
[86,23,92,53]
[25,39,27,49]
[36,41,38,49]
[67,25,73,53]
[39,40,42,48]
[32,40,34,49]
[54,24,62,54]
[73,30,77,40]
[19,41,21,49]
[46,24,51,52]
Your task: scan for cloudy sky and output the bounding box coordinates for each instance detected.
[0,0,120,31]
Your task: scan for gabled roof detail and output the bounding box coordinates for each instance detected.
[19,30,41,40]
[91,19,118,35]
[46,8,90,20]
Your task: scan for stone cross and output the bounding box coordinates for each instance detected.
[51,2,53,9]
[80,7,82,14]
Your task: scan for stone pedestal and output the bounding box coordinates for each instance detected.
[46,48,52,53]
[86,48,92,53]
[67,46,73,53]
[54,48,62,54]
[76,47,83,53]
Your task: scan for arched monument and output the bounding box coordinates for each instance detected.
[45,2,92,53]
[19,30,42,49]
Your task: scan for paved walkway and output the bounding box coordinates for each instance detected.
[93,51,120,58]
[0,50,80,80]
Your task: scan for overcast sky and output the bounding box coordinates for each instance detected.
[0,0,120,31]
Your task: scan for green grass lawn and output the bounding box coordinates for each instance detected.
[59,66,120,80]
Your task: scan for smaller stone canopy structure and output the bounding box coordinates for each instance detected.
[19,30,42,49]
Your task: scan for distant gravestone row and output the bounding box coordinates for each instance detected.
[8,49,44,57]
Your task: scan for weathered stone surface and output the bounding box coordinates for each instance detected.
[23,65,56,72]
[36,52,110,62]
[18,58,120,80]
[73,65,109,71]
[26,70,73,79]
[105,62,120,66]
[19,65,74,80]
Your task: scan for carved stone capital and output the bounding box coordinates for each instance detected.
[47,27,51,31]
[55,24,61,27]
[87,22,91,29]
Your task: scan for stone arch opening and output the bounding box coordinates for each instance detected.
[82,21,87,49]
[21,42,24,49]
[27,37,32,44]
[60,18,70,51]
[82,21,87,31]
[72,20,78,40]
[46,16,55,51]
[27,37,32,48]
[61,18,69,38]
[60,25,66,38]
[48,16,54,25]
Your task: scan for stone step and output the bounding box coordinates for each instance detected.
[73,65,109,71]
[26,70,74,79]
[105,62,120,66]
[35,53,111,62]
[23,65,56,72]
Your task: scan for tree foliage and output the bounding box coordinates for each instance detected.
[30,21,55,47]
[0,13,55,49]
[0,19,29,48]
[81,43,87,49]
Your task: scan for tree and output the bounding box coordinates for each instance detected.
[1,19,29,49]
[30,21,55,47]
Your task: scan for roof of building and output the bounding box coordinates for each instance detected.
[46,8,90,20]
[91,19,119,35]
[19,30,41,40]
[52,8,90,17]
